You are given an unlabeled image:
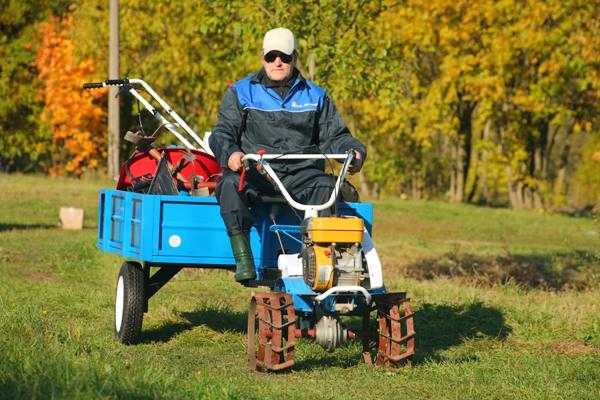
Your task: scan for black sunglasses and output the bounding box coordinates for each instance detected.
[264,51,294,64]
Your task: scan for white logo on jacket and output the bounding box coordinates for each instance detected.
[290,101,318,108]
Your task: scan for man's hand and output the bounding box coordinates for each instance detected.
[228,151,245,171]
[348,150,363,174]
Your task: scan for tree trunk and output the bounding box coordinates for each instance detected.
[108,0,120,178]
[449,98,475,203]
[466,114,487,203]
[552,121,574,206]
[454,140,465,202]
[507,166,524,209]
[411,170,424,199]
[481,120,492,203]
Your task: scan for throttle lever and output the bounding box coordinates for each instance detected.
[237,164,248,193]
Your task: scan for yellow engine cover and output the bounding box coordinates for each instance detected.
[305,217,364,244]
[312,244,334,291]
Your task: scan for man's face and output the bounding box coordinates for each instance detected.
[262,51,295,81]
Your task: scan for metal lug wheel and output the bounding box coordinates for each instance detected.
[362,292,415,366]
[247,292,297,372]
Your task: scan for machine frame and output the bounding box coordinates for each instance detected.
[86,78,415,371]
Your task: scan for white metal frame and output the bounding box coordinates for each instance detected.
[242,153,353,219]
[96,79,212,154]
[314,286,371,304]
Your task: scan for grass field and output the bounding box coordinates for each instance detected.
[1,173,599,399]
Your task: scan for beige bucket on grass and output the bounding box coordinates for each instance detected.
[59,207,84,230]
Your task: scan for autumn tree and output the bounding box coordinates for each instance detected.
[0,0,73,171]
[356,0,599,206]
[36,15,106,176]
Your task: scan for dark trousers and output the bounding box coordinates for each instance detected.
[215,168,335,235]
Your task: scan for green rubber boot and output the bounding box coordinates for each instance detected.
[229,232,257,285]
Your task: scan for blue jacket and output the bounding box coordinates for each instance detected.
[209,70,366,185]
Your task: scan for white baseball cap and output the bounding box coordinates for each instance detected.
[262,27,296,55]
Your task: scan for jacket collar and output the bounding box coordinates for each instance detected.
[250,68,305,87]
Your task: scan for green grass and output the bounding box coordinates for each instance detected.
[1,173,599,399]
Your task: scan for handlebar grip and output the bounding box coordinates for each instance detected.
[105,78,129,86]
[237,167,247,193]
[82,82,104,89]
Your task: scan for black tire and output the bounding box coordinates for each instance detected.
[114,261,145,344]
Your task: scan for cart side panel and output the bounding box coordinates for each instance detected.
[153,195,269,266]
[97,190,266,267]
[119,193,143,259]
[97,189,126,253]
[156,197,238,264]
[97,190,105,245]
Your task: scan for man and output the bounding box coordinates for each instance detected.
[209,27,366,285]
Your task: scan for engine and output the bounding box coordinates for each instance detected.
[301,217,367,291]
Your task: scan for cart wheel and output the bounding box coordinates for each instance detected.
[114,261,145,344]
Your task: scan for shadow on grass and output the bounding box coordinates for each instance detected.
[140,301,510,369]
[403,250,600,290]
[141,306,246,343]
[293,341,364,371]
[293,301,511,370]
[413,301,511,364]
[0,222,57,232]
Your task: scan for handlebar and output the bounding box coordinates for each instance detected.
[82,78,130,90]
[106,78,129,86]
[242,153,348,161]
[82,82,104,89]
[239,152,356,218]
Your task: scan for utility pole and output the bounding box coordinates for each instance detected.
[108,0,120,178]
